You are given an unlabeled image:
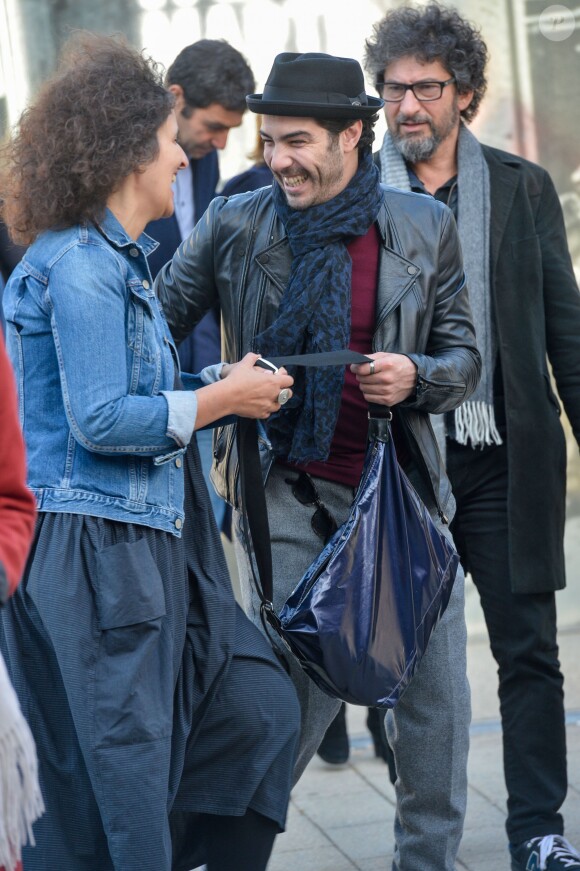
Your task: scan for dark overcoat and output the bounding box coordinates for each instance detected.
[483,145,580,593]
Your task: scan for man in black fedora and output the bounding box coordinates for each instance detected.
[156,51,481,869]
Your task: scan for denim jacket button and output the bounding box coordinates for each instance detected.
[142,279,150,290]
[175,517,183,530]
[407,265,418,275]
[175,457,182,468]
[129,248,139,257]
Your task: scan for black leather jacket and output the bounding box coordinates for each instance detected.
[156,183,481,519]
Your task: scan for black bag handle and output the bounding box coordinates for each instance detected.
[254,349,371,370]
[237,350,374,621]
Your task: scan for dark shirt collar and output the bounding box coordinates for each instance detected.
[407,166,458,217]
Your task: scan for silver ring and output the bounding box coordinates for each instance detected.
[277,388,291,406]
[369,360,375,375]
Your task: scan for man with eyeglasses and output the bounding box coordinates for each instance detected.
[365,4,580,870]
[156,49,481,870]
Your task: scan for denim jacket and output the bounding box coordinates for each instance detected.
[3,210,215,536]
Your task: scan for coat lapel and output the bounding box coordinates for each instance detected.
[483,146,521,277]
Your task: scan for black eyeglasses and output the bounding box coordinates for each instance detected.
[285,472,338,545]
[376,77,455,102]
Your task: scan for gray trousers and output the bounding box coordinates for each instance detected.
[234,462,471,871]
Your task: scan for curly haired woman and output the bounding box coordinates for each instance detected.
[0,32,298,871]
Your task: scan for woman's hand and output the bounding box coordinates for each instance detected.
[222,353,293,418]
[195,353,294,428]
[350,352,417,406]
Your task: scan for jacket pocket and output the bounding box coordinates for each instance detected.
[542,371,561,415]
[511,235,541,261]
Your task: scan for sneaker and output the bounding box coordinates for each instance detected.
[316,702,349,765]
[510,835,580,870]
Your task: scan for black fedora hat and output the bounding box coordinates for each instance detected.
[246,52,383,119]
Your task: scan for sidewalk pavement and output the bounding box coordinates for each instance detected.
[267,514,580,871]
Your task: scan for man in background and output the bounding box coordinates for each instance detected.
[365,4,580,869]
[146,39,255,531]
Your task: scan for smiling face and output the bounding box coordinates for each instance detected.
[137,112,188,223]
[260,115,361,210]
[169,86,244,160]
[382,56,473,163]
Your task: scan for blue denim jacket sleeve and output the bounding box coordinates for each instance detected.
[47,242,190,455]
[162,391,197,447]
[176,364,235,432]
[163,364,229,445]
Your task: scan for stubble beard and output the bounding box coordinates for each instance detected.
[279,137,345,211]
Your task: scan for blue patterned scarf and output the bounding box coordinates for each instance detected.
[254,152,383,463]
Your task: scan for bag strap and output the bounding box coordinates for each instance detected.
[237,350,373,619]
[237,415,274,604]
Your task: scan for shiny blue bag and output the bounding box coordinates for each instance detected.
[238,356,459,709]
[276,415,458,707]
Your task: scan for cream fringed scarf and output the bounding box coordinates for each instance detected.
[0,649,44,871]
[379,124,502,449]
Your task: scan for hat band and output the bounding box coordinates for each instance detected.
[261,84,368,107]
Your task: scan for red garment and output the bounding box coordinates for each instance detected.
[0,332,35,600]
[0,335,36,871]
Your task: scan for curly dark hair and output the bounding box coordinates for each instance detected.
[316,115,378,156]
[0,31,174,244]
[166,39,255,116]
[364,2,488,123]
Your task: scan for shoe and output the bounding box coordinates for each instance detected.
[366,707,397,784]
[510,834,580,870]
[317,702,349,765]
